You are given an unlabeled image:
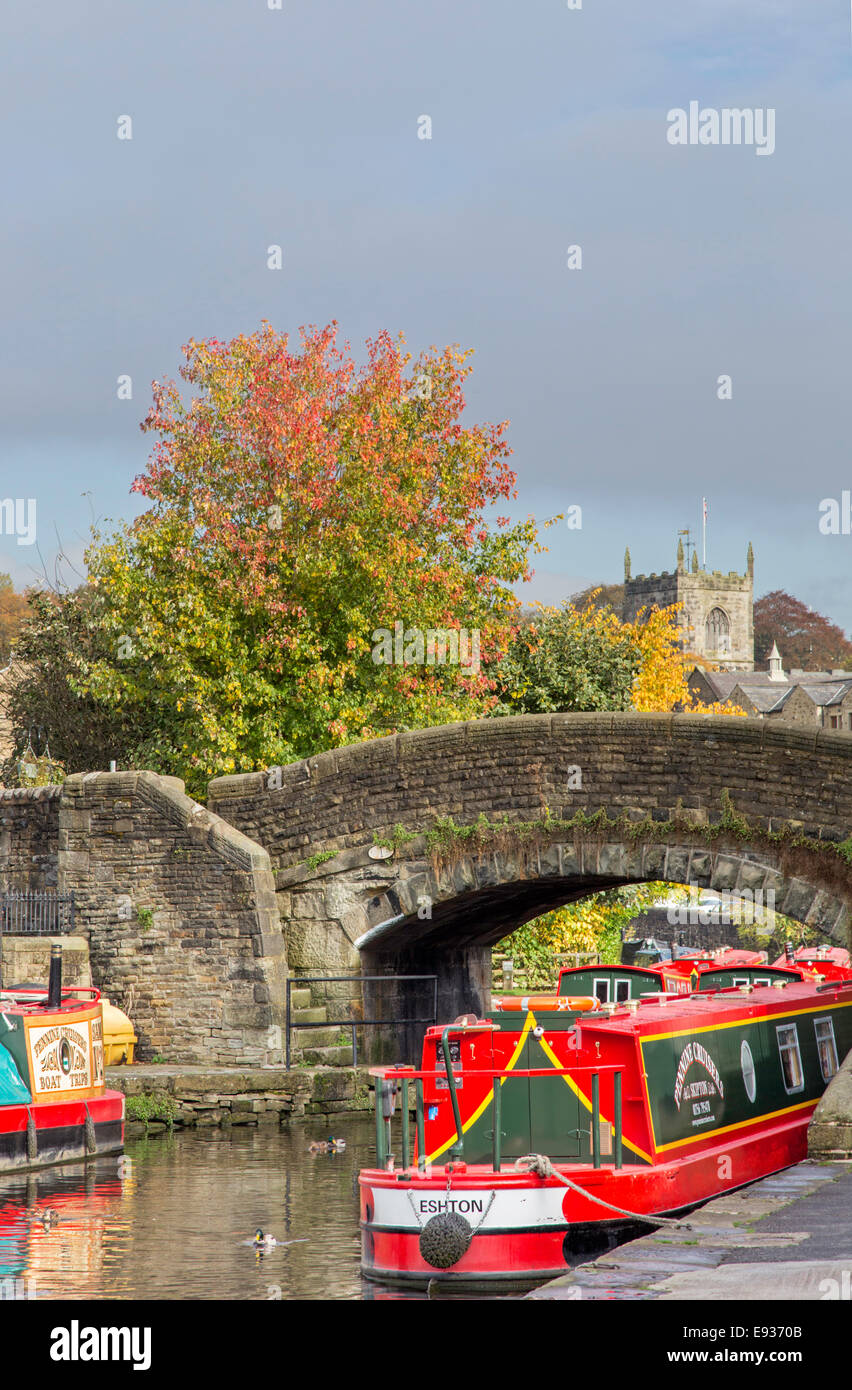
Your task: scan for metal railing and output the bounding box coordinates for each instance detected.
[0,890,76,936]
[285,973,438,1070]
[370,1051,625,1174]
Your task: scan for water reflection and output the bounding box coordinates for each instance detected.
[0,1118,382,1301]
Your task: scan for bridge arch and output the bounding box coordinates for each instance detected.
[208,713,852,1055]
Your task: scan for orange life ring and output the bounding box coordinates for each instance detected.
[493,994,601,1013]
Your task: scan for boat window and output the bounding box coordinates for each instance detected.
[753,977,770,986]
[593,978,610,1004]
[740,1039,757,1103]
[615,979,631,1004]
[733,976,749,986]
[814,1017,839,1082]
[776,1024,804,1094]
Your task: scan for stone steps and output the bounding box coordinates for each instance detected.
[299,1044,355,1066]
[292,1006,327,1026]
[288,989,360,1070]
[293,1025,342,1049]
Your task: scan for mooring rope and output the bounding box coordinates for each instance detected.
[513,1154,691,1228]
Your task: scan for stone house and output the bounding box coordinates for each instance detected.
[689,644,852,730]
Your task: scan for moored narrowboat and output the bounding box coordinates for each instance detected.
[0,948,124,1173]
[359,967,852,1290]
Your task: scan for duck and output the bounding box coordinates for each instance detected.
[40,1208,60,1230]
[248,1229,308,1250]
[308,1137,346,1153]
[252,1228,279,1249]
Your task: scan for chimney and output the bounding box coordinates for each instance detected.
[47,942,62,1009]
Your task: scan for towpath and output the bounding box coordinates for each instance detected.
[528,1160,852,1300]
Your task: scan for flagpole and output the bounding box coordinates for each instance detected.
[702,498,707,569]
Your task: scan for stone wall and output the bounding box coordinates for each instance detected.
[56,772,287,1067]
[110,1063,372,1130]
[808,1048,852,1159]
[0,934,90,991]
[0,785,61,889]
[624,905,745,953]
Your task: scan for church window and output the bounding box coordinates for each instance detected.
[705,607,731,653]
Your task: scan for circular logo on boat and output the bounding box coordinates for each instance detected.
[59,1038,72,1075]
[740,1039,757,1103]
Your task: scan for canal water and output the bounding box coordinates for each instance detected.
[0,1117,619,1301]
[0,1117,382,1301]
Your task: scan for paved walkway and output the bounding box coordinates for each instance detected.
[528,1160,852,1300]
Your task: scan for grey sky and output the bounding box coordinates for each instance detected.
[2,0,850,631]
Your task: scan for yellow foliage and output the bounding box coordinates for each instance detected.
[627,603,746,717]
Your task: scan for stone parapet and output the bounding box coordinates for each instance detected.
[808,1048,852,1158]
[57,772,287,1067]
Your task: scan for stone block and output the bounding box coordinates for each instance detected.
[309,1071,355,1102]
[710,856,741,891]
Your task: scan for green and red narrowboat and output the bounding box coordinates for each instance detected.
[0,952,124,1173]
[359,965,852,1290]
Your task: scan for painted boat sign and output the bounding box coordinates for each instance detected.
[29,1022,92,1095]
[91,1015,104,1086]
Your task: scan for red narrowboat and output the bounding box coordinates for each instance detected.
[359,964,852,1291]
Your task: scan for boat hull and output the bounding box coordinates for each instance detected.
[360,1107,813,1289]
[0,1092,125,1175]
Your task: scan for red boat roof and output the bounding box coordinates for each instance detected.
[0,987,101,1016]
[772,945,850,968]
[569,975,852,1040]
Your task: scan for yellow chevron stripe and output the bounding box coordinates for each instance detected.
[534,1026,653,1165]
[425,1012,535,1163]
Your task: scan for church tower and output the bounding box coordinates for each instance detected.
[622,539,754,670]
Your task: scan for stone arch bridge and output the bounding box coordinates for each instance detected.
[208,714,852,1054]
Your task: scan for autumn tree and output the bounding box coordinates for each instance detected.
[754,590,852,670]
[1,586,156,779]
[570,582,624,615]
[494,596,741,717]
[0,574,30,664]
[492,600,640,714]
[79,324,538,792]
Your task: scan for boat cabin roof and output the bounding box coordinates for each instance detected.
[0,987,100,1017]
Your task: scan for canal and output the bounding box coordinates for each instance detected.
[0,1117,623,1301]
[0,1118,382,1301]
